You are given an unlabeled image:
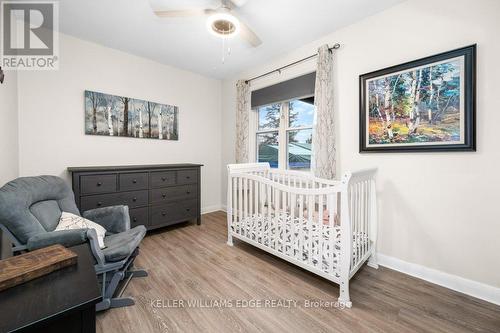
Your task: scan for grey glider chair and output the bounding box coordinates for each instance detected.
[0,176,148,311]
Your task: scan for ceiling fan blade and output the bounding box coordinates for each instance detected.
[154,8,214,18]
[230,0,249,7]
[239,20,262,47]
[229,10,260,46]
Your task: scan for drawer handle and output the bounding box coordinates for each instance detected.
[133,217,137,222]
[132,179,137,184]
[97,202,102,207]
[186,208,191,212]
[132,197,137,202]
[162,194,166,198]
[162,212,167,216]
[161,177,167,181]
[186,191,191,195]
[97,182,102,187]
[186,176,191,179]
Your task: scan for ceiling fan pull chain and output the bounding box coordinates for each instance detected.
[222,36,226,64]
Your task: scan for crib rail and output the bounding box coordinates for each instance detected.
[268,168,340,189]
[227,163,340,190]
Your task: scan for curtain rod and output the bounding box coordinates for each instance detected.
[245,43,340,84]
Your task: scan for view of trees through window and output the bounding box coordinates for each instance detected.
[256,98,314,170]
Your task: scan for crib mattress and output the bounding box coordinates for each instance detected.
[231,214,369,274]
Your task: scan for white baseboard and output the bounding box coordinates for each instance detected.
[377,253,500,306]
[201,205,224,214]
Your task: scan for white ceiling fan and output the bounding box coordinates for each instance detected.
[153,0,262,47]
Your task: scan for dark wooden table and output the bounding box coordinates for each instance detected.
[0,243,101,333]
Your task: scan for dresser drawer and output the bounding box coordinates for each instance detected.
[150,200,198,226]
[80,193,119,211]
[119,172,148,191]
[150,185,197,204]
[129,207,149,228]
[80,190,148,211]
[150,171,176,188]
[177,169,197,185]
[80,174,117,195]
[119,190,149,208]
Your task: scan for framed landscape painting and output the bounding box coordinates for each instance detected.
[85,91,179,140]
[359,45,476,152]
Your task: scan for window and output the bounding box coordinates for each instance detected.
[255,97,315,170]
[256,104,280,168]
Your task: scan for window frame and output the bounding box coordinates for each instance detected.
[254,95,314,171]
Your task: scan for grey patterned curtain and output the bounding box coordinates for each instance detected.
[312,44,336,179]
[235,80,250,163]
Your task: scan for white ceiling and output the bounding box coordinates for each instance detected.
[59,0,405,79]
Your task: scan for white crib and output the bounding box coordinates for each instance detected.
[226,163,378,307]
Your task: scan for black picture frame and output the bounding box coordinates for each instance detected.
[359,44,476,153]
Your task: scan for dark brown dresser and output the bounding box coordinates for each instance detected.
[68,164,202,230]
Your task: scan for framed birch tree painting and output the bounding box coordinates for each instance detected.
[359,45,476,152]
[84,91,179,140]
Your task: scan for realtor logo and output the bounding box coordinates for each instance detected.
[1,1,59,70]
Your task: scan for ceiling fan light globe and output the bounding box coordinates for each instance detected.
[206,12,240,38]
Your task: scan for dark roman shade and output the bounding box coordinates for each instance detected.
[251,72,316,108]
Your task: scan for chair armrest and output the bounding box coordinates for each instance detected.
[27,229,88,251]
[83,205,130,234]
[86,228,105,266]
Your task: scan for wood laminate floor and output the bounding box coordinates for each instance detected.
[97,211,500,333]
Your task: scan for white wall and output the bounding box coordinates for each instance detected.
[221,0,500,290]
[0,67,18,258]
[0,68,19,186]
[18,34,222,212]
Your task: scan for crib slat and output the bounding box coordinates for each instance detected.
[360,182,363,261]
[254,179,258,219]
[360,182,365,261]
[364,180,368,259]
[362,181,366,260]
[249,178,253,218]
[328,194,335,274]
[267,182,271,248]
[259,181,263,243]
[354,183,358,266]
[352,183,356,266]
[362,182,366,258]
[318,193,324,271]
[370,179,376,255]
[358,182,363,265]
[238,177,243,236]
[351,184,356,267]
[275,187,280,252]
[358,183,361,265]
[308,194,313,266]
[260,180,264,219]
[299,194,304,260]
[350,184,355,267]
[244,178,248,238]
[233,177,237,229]
[366,180,370,256]
[238,177,245,236]
[291,193,297,258]
[282,186,287,254]
[251,178,255,217]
